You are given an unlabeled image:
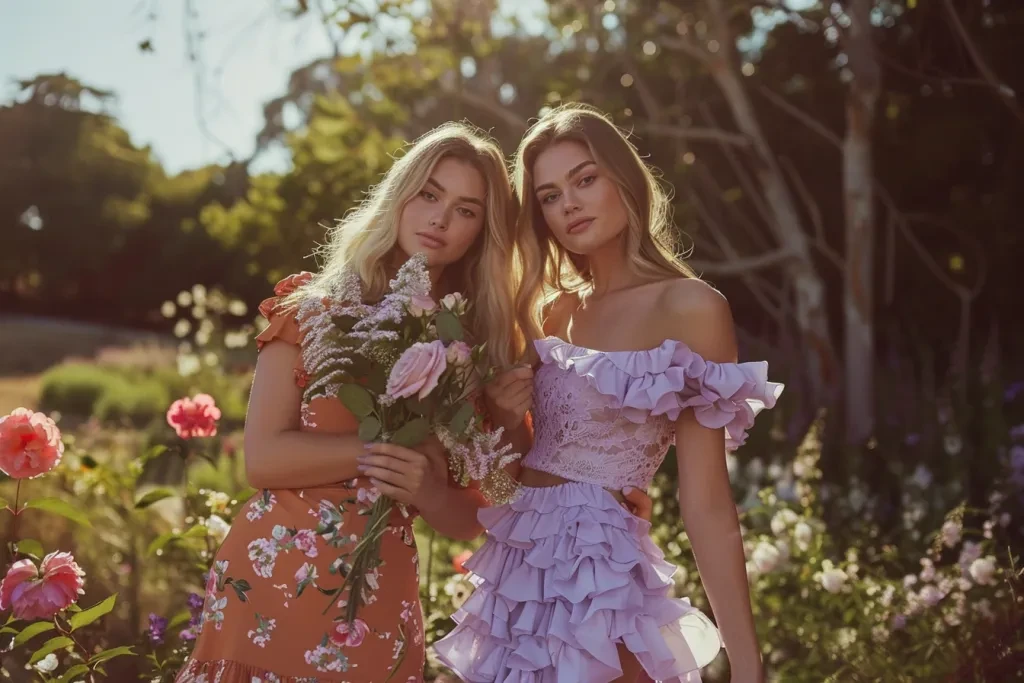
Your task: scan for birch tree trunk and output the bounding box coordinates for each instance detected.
[842,0,881,444]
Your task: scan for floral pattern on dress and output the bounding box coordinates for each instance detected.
[246,491,276,522]
[175,273,425,683]
[248,613,277,648]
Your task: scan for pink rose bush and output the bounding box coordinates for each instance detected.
[0,551,85,620]
[166,393,222,439]
[0,408,64,479]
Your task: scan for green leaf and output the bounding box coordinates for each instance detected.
[139,444,168,465]
[337,384,375,418]
[358,416,382,442]
[88,645,135,665]
[235,486,259,502]
[58,664,91,682]
[69,594,117,631]
[228,578,252,603]
[182,523,209,539]
[134,487,177,509]
[0,495,8,509]
[29,635,73,664]
[24,497,92,527]
[147,531,178,556]
[167,609,192,629]
[16,538,45,559]
[390,418,430,447]
[404,396,427,416]
[448,401,475,435]
[13,621,55,646]
[436,310,463,342]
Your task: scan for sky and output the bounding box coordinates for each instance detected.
[0,1,545,174]
[0,1,806,175]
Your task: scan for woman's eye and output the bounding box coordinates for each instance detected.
[457,207,476,218]
[422,191,437,201]
[579,175,596,187]
[541,192,559,204]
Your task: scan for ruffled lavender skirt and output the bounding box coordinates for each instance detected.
[433,482,722,683]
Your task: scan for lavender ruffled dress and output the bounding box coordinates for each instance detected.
[434,337,784,683]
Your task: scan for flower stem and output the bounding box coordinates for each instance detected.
[3,480,23,565]
[320,495,394,621]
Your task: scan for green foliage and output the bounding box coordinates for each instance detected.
[39,363,120,417]
[38,361,248,427]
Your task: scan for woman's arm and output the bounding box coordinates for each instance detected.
[667,282,763,682]
[243,341,367,489]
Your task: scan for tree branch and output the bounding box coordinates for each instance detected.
[941,0,1024,125]
[759,82,984,300]
[757,85,843,147]
[633,121,750,147]
[440,83,527,133]
[779,155,845,272]
[659,35,713,64]
[688,248,794,274]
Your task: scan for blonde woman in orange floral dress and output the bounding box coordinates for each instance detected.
[175,123,526,683]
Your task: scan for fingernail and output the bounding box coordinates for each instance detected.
[363,443,375,449]
[370,478,381,486]
[623,487,634,494]
[357,465,367,472]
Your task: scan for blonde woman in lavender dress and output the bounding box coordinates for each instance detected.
[434,104,783,683]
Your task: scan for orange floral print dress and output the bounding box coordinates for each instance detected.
[176,273,425,683]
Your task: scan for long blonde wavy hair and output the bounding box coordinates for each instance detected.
[511,103,696,347]
[289,122,524,367]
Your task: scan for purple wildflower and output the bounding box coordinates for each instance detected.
[147,613,169,644]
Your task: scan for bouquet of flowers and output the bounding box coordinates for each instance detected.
[298,253,521,631]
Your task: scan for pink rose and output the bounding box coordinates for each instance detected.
[0,551,85,620]
[386,341,447,400]
[166,394,222,439]
[440,292,466,314]
[445,341,472,368]
[408,294,437,317]
[330,617,369,648]
[0,408,64,479]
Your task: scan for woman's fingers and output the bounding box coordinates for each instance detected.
[622,486,653,521]
[368,477,412,503]
[362,442,422,463]
[356,454,408,476]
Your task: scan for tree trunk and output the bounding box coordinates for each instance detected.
[842,0,881,444]
[704,0,839,407]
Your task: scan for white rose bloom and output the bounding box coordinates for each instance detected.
[941,519,962,547]
[770,509,798,535]
[206,514,231,544]
[969,556,997,585]
[34,654,59,673]
[793,522,813,550]
[818,567,848,594]
[752,541,782,574]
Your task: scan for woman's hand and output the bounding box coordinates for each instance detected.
[484,364,534,431]
[620,486,653,521]
[357,437,448,512]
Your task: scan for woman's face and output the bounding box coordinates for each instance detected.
[396,156,487,268]
[532,140,628,255]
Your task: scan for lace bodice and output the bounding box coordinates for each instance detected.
[523,337,784,490]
